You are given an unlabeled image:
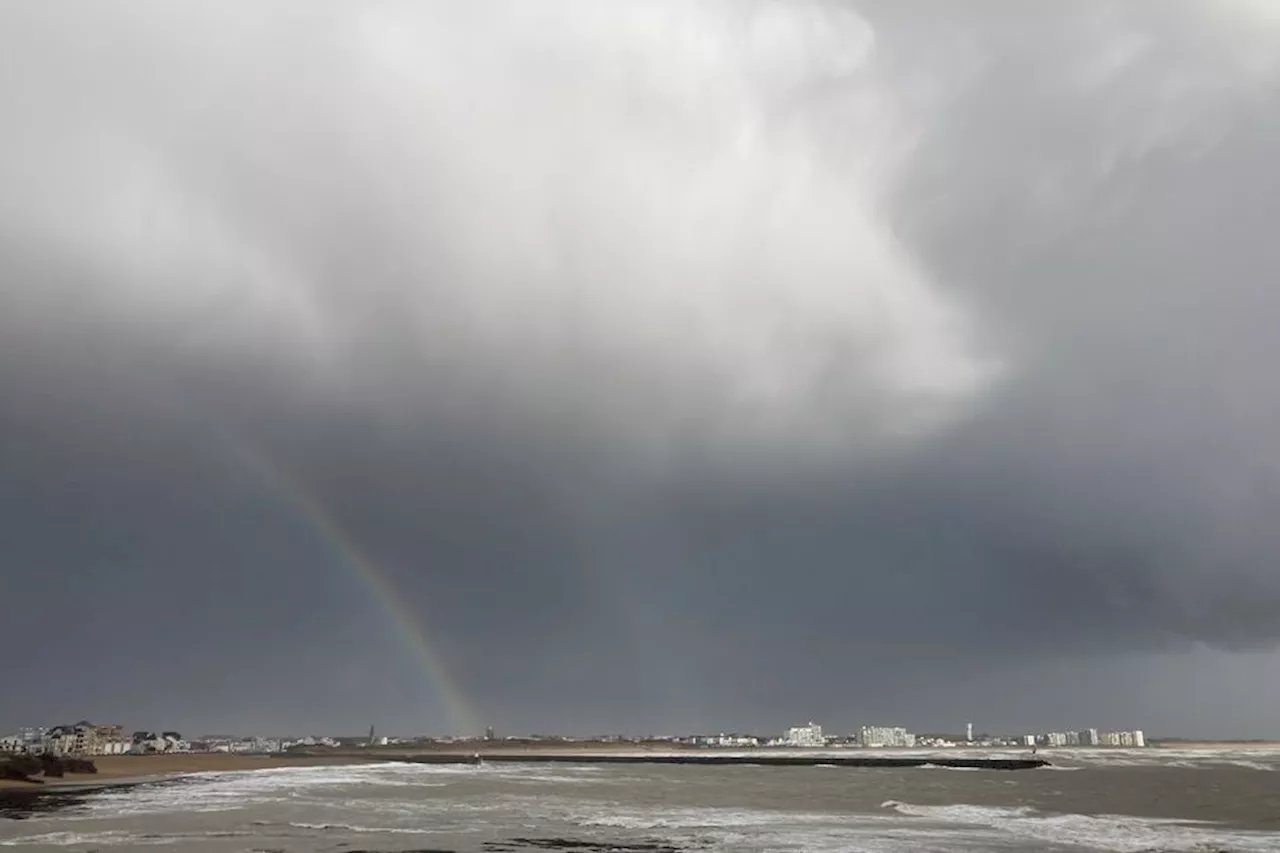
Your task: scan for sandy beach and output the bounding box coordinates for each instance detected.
[0,752,378,789]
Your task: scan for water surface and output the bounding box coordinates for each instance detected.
[1,748,1276,852]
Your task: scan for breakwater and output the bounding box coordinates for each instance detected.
[388,752,1049,771]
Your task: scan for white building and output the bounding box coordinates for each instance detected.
[44,726,84,756]
[784,722,824,747]
[859,726,915,748]
[1097,729,1146,748]
[130,731,188,754]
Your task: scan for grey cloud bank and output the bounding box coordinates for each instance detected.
[1,1,1279,738]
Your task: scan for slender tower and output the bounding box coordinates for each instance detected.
[367,725,376,747]
[966,722,973,742]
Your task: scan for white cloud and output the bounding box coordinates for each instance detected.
[0,0,1000,460]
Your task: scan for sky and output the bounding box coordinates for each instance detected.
[2,0,1279,739]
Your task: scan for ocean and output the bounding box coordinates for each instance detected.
[1,748,1277,852]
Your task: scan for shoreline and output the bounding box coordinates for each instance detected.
[0,754,384,820]
[13,740,1273,796]
[380,752,1049,770]
[0,753,380,791]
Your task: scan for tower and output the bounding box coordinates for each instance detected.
[367,725,376,746]
[966,722,973,742]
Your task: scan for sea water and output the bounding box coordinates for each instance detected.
[1,748,1277,852]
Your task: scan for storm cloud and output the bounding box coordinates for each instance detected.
[2,1,1279,738]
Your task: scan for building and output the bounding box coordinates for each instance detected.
[1079,728,1100,746]
[44,721,112,756]
[858,726,915,748]
[89,724,129,756]
[784,722,824,747]
[0,728,49,755]
[45,726,79,756]
[130,731,187,754]
[1096,729,1146,748]
[966,722,973,742]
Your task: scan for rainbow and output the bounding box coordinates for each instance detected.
[230,441,480,736]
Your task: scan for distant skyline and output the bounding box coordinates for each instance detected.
[2,0,1280,738]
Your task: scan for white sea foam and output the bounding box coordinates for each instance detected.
[573,806,852,830]
[287,821,436,834]
[69,761,468,818]
[1042,746,1280,772]
[0,830,173,847]
[567,803,1008,853]
[5,759,1276,853]
[882,800,1278,852]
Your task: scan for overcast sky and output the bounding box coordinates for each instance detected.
[3,1,1280,739]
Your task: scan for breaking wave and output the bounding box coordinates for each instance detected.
[881,800,1277,852]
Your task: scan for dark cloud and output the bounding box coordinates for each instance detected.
[2,1,1279,738]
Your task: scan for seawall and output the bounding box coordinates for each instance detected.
[385,752,1049,771]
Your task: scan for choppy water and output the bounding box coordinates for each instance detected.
[2,749,1278,852]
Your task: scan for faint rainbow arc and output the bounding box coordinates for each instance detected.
[232,442,480,736]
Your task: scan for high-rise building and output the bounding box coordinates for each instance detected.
[784,722,824,747]
[485,726,495,741]
[858,726,915,748]
[966,722,973,742]
[1079,728,1100,746]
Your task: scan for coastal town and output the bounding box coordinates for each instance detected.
[683,722,1146,749]
[0,723,340,758]
[1,719,1148,758]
